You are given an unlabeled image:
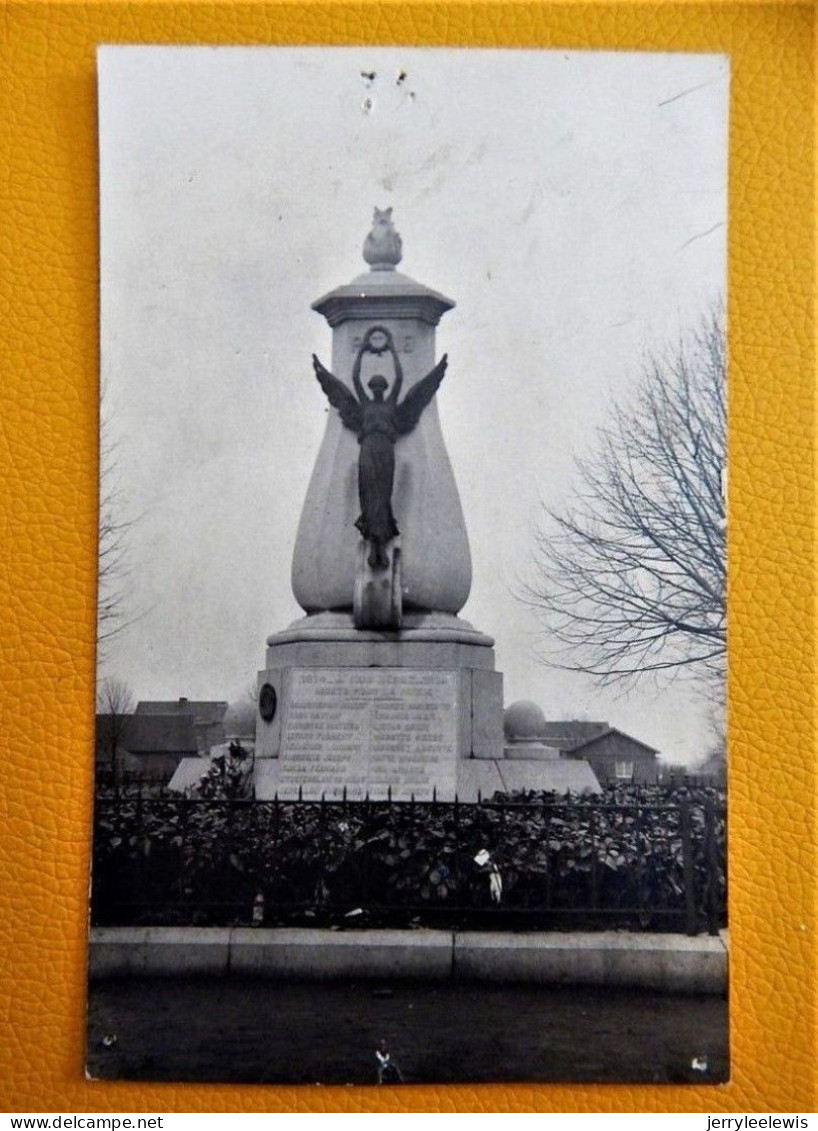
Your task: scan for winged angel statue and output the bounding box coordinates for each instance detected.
[313,326,448,571]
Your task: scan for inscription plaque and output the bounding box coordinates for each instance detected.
[277,668,458,800]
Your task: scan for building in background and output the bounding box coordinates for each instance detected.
[562,728,659,786]
[503,701,660,788]
[97,698,228,780]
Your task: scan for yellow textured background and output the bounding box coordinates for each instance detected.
[0,0,814,1114]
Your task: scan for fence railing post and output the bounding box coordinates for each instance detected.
[226,797,235,923]
[132,778,144,922]
[453,792,460,906]
[680,796,697,936]
[590,806,599,910]
[180,792,191,921]
[319,793,327,913]
[544,798,552,913]
[704,796,721,937]
[271,793,280,911]
[634,805,645,930]
[363,792,371,910]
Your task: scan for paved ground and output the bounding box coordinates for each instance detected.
[88,978,729,1087]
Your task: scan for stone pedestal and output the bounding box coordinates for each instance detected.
[254,612,503,801]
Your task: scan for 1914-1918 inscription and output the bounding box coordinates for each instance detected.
[277,668,458,800]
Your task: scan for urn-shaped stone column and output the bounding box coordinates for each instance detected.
[291,215,472,616]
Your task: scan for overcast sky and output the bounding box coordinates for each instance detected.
[98,47,728,764]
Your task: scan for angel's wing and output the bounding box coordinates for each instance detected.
[313,355,363,433]
[394,355,448,435]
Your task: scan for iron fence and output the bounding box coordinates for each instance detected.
[91,787,726,935]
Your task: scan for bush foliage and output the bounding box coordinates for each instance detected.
[92,780,726,933]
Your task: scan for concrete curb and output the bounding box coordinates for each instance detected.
[229,927,453,981]
[454,931,727,994]
[90,927,727,994]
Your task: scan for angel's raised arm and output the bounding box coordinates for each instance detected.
[386,339,404,406]
[351,345,368,406]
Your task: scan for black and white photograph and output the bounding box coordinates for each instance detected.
[89,46,729,1087]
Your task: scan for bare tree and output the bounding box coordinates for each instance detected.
[97,381,138,658]
[224,681,259,739]
[96,676,135,775]
[524,307,726,690]
[695,697,727,781]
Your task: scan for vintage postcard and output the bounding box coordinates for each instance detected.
[89,46,728,1086]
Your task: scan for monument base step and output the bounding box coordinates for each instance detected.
[266,610,495,649]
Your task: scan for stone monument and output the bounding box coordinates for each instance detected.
[253,209,504,800]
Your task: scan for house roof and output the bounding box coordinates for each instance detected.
[566,727,659,758]
[135,699,228,725]
[539,721,609,748]
[119,714,200,755]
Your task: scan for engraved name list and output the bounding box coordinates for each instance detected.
[277,668,458,799]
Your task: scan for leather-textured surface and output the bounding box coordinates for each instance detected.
[0,1,814,1114]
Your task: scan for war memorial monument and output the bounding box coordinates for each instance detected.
[253,209,502,802]
[250,209,596,803]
